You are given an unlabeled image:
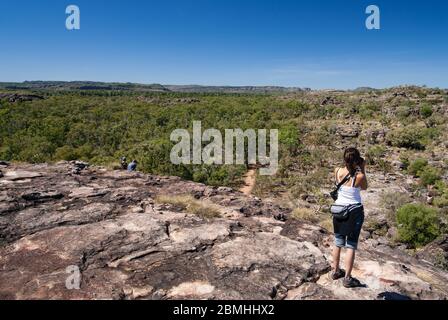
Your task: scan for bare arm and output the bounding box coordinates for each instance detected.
[358,160,368,190]
[334,167,339,183]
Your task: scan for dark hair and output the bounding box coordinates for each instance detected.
[344,147,362,176]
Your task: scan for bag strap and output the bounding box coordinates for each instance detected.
[351,172,358,187]
[335,173,351,191]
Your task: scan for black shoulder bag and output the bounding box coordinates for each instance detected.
[330,173,350,201]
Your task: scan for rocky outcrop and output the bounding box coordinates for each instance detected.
[1,163,448,300]
[0,93,44,103]
[417,236,448,271]
[320,96,342,106]
[137,96,201,106]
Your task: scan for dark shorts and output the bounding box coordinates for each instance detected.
[333,204,364,250]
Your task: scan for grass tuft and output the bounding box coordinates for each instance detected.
[155,194,221,219]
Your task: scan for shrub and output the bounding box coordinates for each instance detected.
[425,114,445,127]
[396,204,440,248]
[380,192,412,213]
[54,146,79,161]
[418,166,442,186]
[387,127,425,150]
[364,218,388,236]
[380,192,412,223]
[377,159,393,174]
[291,208,319,223]
[395,106,413,120]
[191,165,246,187]
[420,104,433,118]
[53,145,93,161]
[279,124,301,155]
[407,158,442,186]
[16,138,55,163]
[433,251,448,271]
[187,201,222,219]
[434,181,448,208]
[289,167,328,197]
[359,103,381,119]
[366,145,386,165]
[399,153,411,171]
[408,158,428,176]
[419,127,441,146]
[318,217,333,232]
[155,194,189,210]
[434,194,448,209]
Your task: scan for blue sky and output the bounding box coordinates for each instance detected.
[0,0,447,89]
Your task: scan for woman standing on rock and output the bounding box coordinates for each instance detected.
[331,147,368,288]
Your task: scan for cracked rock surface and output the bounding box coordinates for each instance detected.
[1,162,447,300]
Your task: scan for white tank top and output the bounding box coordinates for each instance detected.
[334,170,362,205]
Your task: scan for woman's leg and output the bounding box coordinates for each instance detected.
[333,233,346,271]
[344,208,364,278]
[344,248,356,278]
[332,246,342,271]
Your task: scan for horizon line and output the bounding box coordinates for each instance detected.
[1,80,447,91]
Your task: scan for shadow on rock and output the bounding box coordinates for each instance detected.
[377,291,412,300]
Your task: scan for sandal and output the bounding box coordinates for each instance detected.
[330,268,346,280]
[343,276,362,288]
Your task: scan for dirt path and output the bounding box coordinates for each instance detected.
[240,169,256,196]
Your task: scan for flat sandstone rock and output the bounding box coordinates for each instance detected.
[0,163,447,300]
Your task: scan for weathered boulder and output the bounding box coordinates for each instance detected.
[366,129,388,144]
[336,125,360,138]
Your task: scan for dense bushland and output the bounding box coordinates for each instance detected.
[1,86,447,249]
